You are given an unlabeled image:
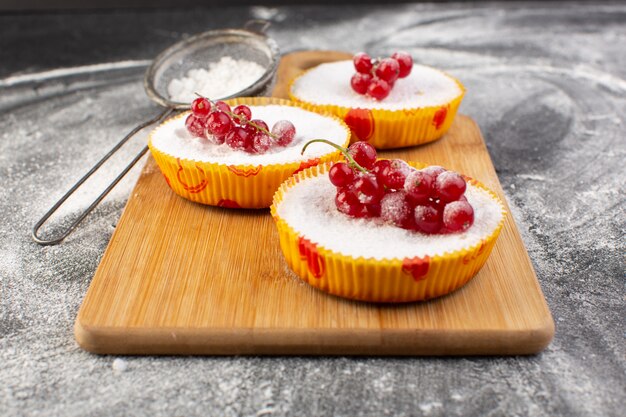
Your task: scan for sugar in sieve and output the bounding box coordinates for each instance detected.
[32,20,279,245]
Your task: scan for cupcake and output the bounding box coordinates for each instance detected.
[271,141,505,302]
[148,97,351,208]
[288,52,465,149]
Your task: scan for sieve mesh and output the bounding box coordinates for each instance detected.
[144,28,279,109]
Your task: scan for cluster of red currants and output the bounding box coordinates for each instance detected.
[350,51,413,100]
[327,141,474,234]
[185,97,296,154]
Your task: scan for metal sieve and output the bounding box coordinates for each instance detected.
[145,22,279,108]
[33,20,280,245]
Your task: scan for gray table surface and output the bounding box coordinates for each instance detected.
[1,2,624,416]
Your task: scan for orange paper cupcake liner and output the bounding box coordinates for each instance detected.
[148,97,351,209]
[270,162,506,303]
[288,67,465,149]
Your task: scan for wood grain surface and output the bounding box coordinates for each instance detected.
[74,51,554,356]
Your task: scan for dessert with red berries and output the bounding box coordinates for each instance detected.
[270,140,505,303]
[289,52,465,149]
[148,97,351,208]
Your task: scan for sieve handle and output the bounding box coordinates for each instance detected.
[243,19,271,34]
[32,107,175,246]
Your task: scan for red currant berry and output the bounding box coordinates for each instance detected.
[225,126,250,150]
[347,141,377,170]
[422,165,446,180]
[233,105,252,122]
[404,169,435,202]
[206,111,233,136]
[272,120,296,146]
[214,101,231,113]
[380,191,413,228]
[185,114,206,138]
[366,203,381,217]
[442,200,474,232]
[353,52,373,74]
[414,205,442,234]
[249,132,271,154]
[350,72,372,95]
[427,197,446,212]
[249,119,269,133]
[371,159,391,184]
[375,58,400,84]
[329,162,355,188]
[381,159,412,190]
[435,171,467,202]
[391,51,413,78]
[213,134,226,145]
[367,78,391,100]
[402,217,418,231]
[243,123,257,137]
[336,188,366,218]
[353,173,384,205]
[191,97,211,118]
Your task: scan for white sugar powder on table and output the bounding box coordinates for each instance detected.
[276,175,503,260]
[291,61,463,111]
[150,105,349,165]
[167,56,266,103]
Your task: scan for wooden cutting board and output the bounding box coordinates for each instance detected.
[75,51,554,355]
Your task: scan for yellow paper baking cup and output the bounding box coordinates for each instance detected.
[147,97,351,209]
[288,65,465,149]
[270,162,506,303]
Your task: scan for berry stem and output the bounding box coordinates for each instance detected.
[301,139,368,174]
[234,114,278,140]
[193,92,278,140]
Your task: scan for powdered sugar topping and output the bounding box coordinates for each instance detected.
[150,105,349,165]
[276,174,503,260]
[167,56,266,103]
[291,61,463,110]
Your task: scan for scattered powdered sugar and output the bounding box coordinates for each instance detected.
[291,61,463,110]
[112,358,129,373]
[150,105,349,165]
[276,175,503,260]
[167,56,266,103]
